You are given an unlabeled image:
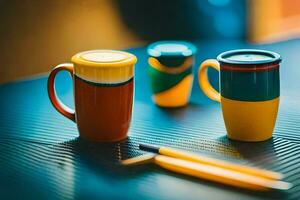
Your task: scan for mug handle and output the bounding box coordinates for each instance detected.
[198,59,221,102]
[47,63,76,122]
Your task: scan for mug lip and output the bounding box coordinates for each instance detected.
[217,49,281,65]
[71,50,137,67]
[147,40,197,57]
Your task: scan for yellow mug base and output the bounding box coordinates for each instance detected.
[221,96,279,142]
[227,134,273,142]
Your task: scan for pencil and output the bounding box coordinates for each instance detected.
[121,154,293,191]
[139,144,283,180]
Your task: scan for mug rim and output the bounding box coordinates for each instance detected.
[147,40,197,57]
[71,50,137,68]
[217,49,281,65]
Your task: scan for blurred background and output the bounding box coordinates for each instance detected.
[1,0,300,83]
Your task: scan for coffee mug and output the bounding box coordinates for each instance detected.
[198,49,281,141]
[48,50,137,142]
[147,41,197,107]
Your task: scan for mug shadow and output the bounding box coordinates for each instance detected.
[154,102,213,122]
[217,135,278,170]
[52,137,156,179]
[213,136,288,199]
[157,102,199,113]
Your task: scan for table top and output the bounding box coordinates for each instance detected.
[1,39,300,200]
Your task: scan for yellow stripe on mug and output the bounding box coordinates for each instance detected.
[152,74,193,107]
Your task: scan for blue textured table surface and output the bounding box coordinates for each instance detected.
[1,39,300,200]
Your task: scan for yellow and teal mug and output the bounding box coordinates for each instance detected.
[199,49,281,141]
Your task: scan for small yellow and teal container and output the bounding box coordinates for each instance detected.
[147,41,197,107]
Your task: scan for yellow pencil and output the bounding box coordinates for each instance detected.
[139,144,283,180]
[121,154,293,191]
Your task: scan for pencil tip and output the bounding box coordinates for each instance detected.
[139,144,160,153]
[121,154,155,166]
[276,181,294,191]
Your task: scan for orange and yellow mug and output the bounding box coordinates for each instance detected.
[198,49,281,142]
[47,50,137,142]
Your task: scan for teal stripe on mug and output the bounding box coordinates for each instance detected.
[221,68,280,101]
[155,55,188,67]
[148,66,192,94]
